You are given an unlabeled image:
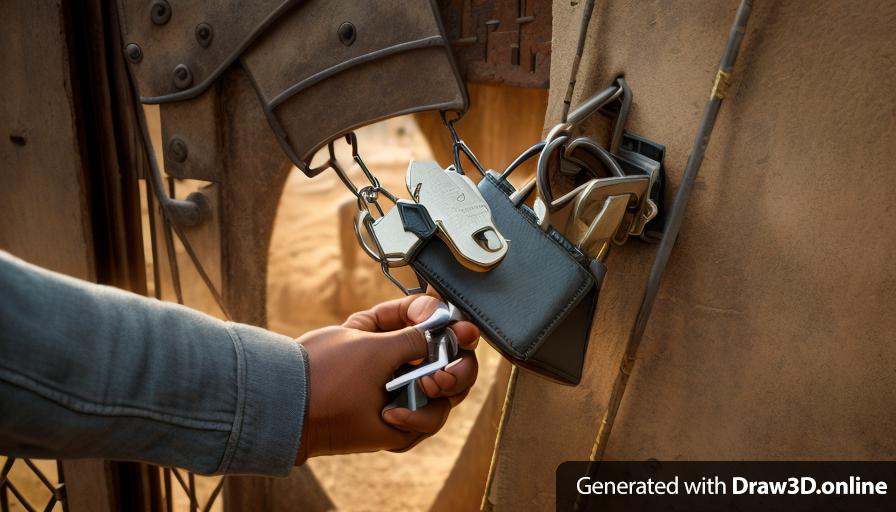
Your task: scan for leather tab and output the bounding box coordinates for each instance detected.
[397,202,437,239]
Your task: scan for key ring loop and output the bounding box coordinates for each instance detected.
[356,184,398,219]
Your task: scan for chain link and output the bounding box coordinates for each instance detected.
[324,112,476,212]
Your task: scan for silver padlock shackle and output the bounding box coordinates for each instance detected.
[537,135,627,213]
[501,77,632,208]
[565,77,632,154]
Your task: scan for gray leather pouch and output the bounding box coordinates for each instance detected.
[412,173,604,385]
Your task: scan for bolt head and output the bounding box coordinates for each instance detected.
[172,64,193,89]
[195,23,214,48]
[150,0,171,25]
[124,43,143,63]
[337,22,356,46]
[168,138,188,162]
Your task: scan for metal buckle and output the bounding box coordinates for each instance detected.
[565,175,652,259]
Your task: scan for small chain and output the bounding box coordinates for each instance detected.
[325,132,398,218]
[325,112,478,216]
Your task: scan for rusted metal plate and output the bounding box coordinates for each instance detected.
[438,0,552,88]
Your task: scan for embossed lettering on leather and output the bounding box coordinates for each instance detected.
[413,174,600,384]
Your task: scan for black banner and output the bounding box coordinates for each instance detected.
[557,461,896,511]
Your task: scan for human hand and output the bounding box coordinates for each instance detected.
[295,295,479,464]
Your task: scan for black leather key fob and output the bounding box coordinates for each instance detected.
[412,173,603,385]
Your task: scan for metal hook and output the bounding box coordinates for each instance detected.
[440,111,486,177]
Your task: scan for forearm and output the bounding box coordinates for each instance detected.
[0,251,307,476]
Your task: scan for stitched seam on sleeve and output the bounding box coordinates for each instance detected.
[0,367,231,431]
[216,324,248,474]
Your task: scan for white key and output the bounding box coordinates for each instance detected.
[406,160,507,271]
[358,199,424,265]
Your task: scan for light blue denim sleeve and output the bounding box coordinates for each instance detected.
[0,250,308,476]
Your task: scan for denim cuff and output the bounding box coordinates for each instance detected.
[218,323,307,476]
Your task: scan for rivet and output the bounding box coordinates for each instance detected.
[337,22,356,46]
[168,138,188,162]
[195,23,214,48]
[150,0,171,25]
[124,43,143,63]
[172,64,193,89]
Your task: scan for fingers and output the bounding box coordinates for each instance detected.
[377,326,428,366]
[345,296,481,349]
[342,296,418,332]
[419,350,478,404]
[405,295,443,324]
[405,296,480,349]
[450,322,480,349]
[382,398,451,435]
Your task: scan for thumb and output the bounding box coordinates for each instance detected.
[378,325,428,366]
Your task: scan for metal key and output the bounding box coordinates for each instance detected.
[384,302,463,411]
[385,329,458,392]
[356,199,425,266]
[406,161,507,271]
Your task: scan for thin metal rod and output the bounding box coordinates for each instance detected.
[609,78,631,154]
[588,0,753,462]
[144,176,163,300]
[161,218,184,305]
[4,480,37,512]
[170,469,198,512]
[168,221,233,320]
[188,472,197,512]
[22,460,54,494]
[480,366,519,511]
[163,468,172,512]
[201,478,224,512]
[162,178,185,305]
[560,0,596,123]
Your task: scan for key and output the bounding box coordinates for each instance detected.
[384,303,463,411]
[385,329,458,392]
[406,161,507,271]
[356,199,426,266]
